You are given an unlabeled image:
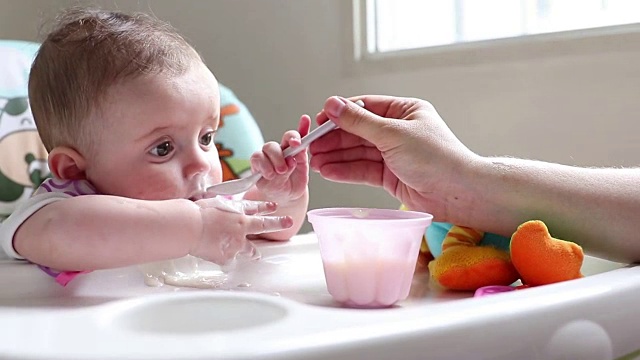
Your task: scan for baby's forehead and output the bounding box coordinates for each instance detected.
[103,67,217,102]
[96,69,220,129]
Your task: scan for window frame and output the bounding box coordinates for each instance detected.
[349,0,640,75]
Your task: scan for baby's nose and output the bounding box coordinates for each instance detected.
[184,150,212,178]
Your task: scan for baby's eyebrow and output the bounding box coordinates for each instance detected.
[135,125,173,142]
[205,112,220,129]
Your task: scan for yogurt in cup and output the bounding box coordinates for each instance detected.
[307,208,433,308]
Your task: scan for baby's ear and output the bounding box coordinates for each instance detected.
[48,146,87,180]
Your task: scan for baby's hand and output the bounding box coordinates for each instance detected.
[190,197,293,264]
[250,115,311,203]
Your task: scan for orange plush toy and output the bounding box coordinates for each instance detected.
[423,220,584,291]
[510,220,584,286]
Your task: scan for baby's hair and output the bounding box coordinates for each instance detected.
[28,7,203,154]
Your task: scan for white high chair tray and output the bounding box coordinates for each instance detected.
[0,233,638,360]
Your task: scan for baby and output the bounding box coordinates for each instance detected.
[0,8,311,285]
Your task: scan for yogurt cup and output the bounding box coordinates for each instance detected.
[307,207,433,308]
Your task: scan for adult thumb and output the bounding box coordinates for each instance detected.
[323,96,387,144]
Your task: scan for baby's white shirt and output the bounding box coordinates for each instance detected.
[0,178,97,259]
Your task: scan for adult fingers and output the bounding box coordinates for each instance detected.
[316,95,401,124]
[315,160,386,187]
[309,144,383,171]
[321,96,392,147]
[308,127,373,155]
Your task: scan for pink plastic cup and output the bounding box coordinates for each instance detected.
[307,208,433,308]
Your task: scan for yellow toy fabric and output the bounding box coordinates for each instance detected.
[427,225,520,291]
[411,213,585,291]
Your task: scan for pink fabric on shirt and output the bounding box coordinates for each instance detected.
[33,178,98,286]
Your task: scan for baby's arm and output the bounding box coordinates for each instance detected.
[13,195,291,271]
[243,114,312,240]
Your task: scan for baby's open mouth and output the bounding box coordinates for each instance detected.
[188,180,214,201]
[188,193,205,202]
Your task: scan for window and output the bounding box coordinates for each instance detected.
[366,0,640,54]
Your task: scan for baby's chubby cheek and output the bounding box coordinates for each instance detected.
[133,182,183,200]
[94,162,222,200]
[131,170,220,200]
[107,179,181,200]
[201,161,223,186]
[100,171,185,200]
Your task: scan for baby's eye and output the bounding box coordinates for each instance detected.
[200,131,214,146]
[150,141,174,157]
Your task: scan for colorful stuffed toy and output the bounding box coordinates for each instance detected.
[510,220,584,286]
[412,214,585,291]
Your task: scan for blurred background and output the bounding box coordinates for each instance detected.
[2,0,639,233]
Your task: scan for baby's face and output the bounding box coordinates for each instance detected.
[84,62,223,201]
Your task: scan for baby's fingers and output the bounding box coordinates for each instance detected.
[237,199,278,215]
[247,215,293,235]
[280,129,302,148]
[298,114,311,137]
[201,197,278,215]
[251,141,289,179]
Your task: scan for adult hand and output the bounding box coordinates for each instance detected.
[310,95,640,263]
[309,95,480,220]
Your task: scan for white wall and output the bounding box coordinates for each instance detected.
[3,0,640,233]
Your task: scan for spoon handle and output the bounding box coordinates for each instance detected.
[283,120,338,158]
[282,99,364,158]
